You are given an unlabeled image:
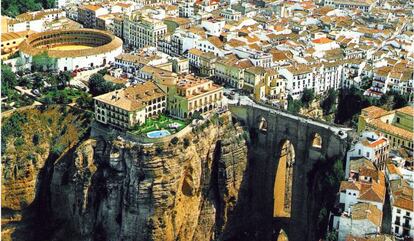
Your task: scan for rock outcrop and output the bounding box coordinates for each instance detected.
[46,112,248,241]
[1,105,92,241]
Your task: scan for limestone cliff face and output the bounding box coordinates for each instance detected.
[48,113,249,241]
[1,105,91,241]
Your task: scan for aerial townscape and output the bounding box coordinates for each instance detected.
[1,0,413,240]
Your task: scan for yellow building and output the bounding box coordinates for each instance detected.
[358,106,413,150]
[166,75,224,119]
[214,54,253,89]
[1,30,34,60]
[94,81,166,129]
[252,68,287,108]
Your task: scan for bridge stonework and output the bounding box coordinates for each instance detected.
[228,104,350,241]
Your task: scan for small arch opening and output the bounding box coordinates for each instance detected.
[258,116,268,132]
[311,133,322,149]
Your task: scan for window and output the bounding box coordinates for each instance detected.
[397,209,401,214]
[396,117,400,123]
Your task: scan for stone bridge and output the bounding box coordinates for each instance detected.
[227,103,351,241]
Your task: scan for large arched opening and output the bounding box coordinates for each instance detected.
[273,140,295,218]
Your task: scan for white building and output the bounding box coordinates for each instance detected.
[279,65,313,99]
[345,131,389,176]
[200,19,225,37]
[220,8,242,22]
[232,47,273,68]
[336,203,382,241]
[124,14,168,49]
[311,37,340,54]
[94,81,167,129]
[179,0,195,18]
[6,9,66,33]
[389,178,414,239]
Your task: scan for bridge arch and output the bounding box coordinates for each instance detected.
[310,132,323,149]
[273,139,295,218]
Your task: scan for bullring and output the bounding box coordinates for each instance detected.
[19,29,123,71]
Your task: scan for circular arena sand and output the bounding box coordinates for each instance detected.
[49,45,93,51]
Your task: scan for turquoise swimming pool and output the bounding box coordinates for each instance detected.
[147,130,171,138]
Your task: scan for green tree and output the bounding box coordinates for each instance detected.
[287,95,302,114]
[1,64,17,96]
[57,71,72,87]
[326,231,338,241]
[1,0,50,17]
[32,52,56,71]
[183,138,190,148]
[321,89,337,115]
[170,137,179,145]
[335,86,373,126]
[301,88,315,107]
[191,111,203,120]
[89,73,122,96]
[392,92,409,109]
[360,76,373,90]
[76,93,94,110]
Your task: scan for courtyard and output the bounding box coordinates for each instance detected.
[131,114,188,138]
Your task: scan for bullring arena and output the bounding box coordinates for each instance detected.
[19,29,123,71]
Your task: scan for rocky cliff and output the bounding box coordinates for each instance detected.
[1,105,92,241]
[2,110,250,241]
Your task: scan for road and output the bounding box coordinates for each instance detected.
[225,94,351,139]
[69,67,106,91]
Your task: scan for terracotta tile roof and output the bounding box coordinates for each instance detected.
[361,138,387,148]
[361,106,388,119]
[227,38,246,48]
[286,65,312,75]
[246,66,266,75]
[358,182,385,203]
[312,37,333,44]
[396,106,414,116]
[351,202,382,227]
[248,43,261,51]
[103,74,128,85]
[386,163,401,176]
[390,179,413,211]
[94,81,165,111]
[340,181,361,191]
[207,36,223,48]
[394,196,414,211]
[1,30,35,42]
[349,158,376,173]
[245,35,260,43]
[369,119,413,140]
[188,48,204,57]
[81,4,103,12]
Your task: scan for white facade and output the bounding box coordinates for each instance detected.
[201,20,225,36]
[337,216,380,241]
[279,66,313,99]
[124,16,168,49]
[21,45,122,72]
[345,131,389,176]
[391,205,414,238]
